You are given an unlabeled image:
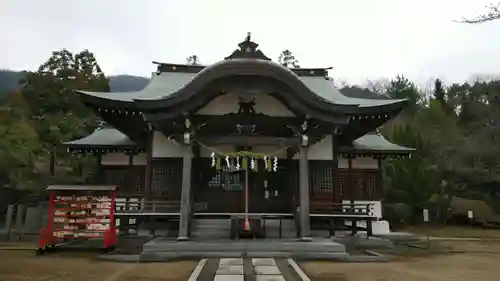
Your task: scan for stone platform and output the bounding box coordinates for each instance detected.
[140,237,348,261]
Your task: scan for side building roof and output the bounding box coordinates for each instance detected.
[62,127,145,153]
[349,132,414,155]
[64,127,413,156]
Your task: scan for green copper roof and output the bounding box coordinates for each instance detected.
[78,61,404,108]
[350,133,414,153]
[64,128,412,154]
[300,76,405,107]
[62,127,139,148]
[78,72,195,102]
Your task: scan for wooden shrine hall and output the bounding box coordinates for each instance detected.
[64,33,414,241]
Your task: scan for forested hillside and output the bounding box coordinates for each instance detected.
[0,70,148,98]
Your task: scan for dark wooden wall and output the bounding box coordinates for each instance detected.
[99,158,384,211]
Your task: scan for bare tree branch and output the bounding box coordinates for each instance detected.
[458,3,500,24]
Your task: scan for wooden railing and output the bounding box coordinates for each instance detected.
[310,202,374,217]
[115,199,208,215]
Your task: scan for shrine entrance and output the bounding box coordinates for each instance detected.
[247,160,296,214]
[195,158,297,214]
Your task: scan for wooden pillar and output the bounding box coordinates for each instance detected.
[299,146,311,241]
[144,133,154,200]
[348,157,357,235]
[331,135,340,203]
[127,153,134,192]
[377,158,383,198]
[348,157,355,202]
[177,145,192,241]
[330,135,340,238]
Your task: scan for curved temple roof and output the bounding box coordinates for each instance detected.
[64,127,413,155]
[78,60,405,110]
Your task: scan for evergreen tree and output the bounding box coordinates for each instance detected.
[278,50,300,68]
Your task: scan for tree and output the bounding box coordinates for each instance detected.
[22,50,108,142]
[0,118,41,190]
[12,49,110,190]
[278,50,300,68]
[459,3,500,23]
[186,55,202,66]
[433,78,452,114]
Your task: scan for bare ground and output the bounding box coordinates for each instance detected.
[301,240,500,281]
[0,249,196,281]
[402,225,500,239]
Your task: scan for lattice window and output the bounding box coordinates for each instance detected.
[103,169,126,186]
[222,171,243,191]
[339,174,346,197]
[355,174,365,199]
[364,173,377,198]
[151,160,181,196]
[208,166,242,191]
[311,164,333,192]
[103,167,144,195]
[129,168,144,194]
[208,170,221,188]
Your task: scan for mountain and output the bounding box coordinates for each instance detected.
[0,70,25,95]
[1,69,380,100]
[107,75,149,92]
[0,70,149,98]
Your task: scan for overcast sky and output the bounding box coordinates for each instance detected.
[1,0,500,86]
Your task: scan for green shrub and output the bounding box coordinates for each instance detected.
[392,202,412,223]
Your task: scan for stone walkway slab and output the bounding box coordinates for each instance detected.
[214,275,244,281]
[252,258,276,266]
[256,275,286,281]
[216,265,244,275]
[254,265,282,275]
[219,258,243,266]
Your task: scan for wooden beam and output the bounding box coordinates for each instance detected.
[331,134,340,203]
[144,132,154,200]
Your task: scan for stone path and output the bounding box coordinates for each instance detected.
[214,258,287,281]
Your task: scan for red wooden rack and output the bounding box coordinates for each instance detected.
[37,185,117,254]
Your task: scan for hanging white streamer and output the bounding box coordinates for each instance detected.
[210,152,216,167]
[273,156,278,172]
[236,156,240,170]
[225,156,230,169]
[250,158,255,170]
[264,156,268,170]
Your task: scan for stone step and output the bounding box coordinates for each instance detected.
[262,219,297,239]
[190,219,232,239]
[142,239,346,253]
[140,252,349,262]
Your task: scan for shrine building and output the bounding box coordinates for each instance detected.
[64,34,413,241]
